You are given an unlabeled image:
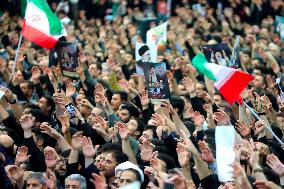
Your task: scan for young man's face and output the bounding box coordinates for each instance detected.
[118,108,131,123]
[111,94,123,111]
[38,97,50,113]
[100,153,118,178]
[141,50,151,62]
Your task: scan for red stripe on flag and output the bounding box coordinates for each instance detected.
[218,71,254,104]
[22,20,57,49]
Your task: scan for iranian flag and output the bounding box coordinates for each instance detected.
[192,54,254,104]
[22,0,67,49]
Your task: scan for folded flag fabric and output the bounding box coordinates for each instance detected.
[22,0,67,49]
[192,54,254,104]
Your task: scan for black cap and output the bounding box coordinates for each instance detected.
[138,45,149,56]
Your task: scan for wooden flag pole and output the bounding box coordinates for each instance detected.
[243,100,283,145]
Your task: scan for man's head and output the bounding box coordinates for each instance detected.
[20,80,34,98]
[87,107,107,126]
[252,74,266,90]
[213,93,224,106]
[126,118,145,139]
[26,172,47,189]
[117,103,139,123]
[100,150,128,178]
[115,161,144,188]
[38,96,55,114]
[75,94,86,106]
[65,174,87,189]
[111,91,128,111]
[139,45,151,62]
[88,63,101,78]
[140,125,157,140]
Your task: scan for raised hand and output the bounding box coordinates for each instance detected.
[19,114,35,130]
[44,146,59,169]
[213,109,231,126]
[81,136,99,158]
[255,120,265,135]
[66,82,76,98]
[235,120,252,138]
[198,141,214,163]
[71,131,83,150]
[95,92,108,108]
[161,101,176,116]
[192,111,205,128]
[260,95,272,113]
[139,139,154,162]
[58,114,70,134]
[93,116,108,131]
[253,180,282,189]
[119,79,130,92]
[31,66,41,82]
[90,172,107,189]
[266,154,284,176]
[233,162,252,189]
[115,122,129,140]
[182,77,196,94]
[80,99,93,109]
[15,146,30,165]
[53,92,67,105]
[178,129,199,156]
[95,83,106,95]
[151,113,166,127]
[139,90,150,107]
[44,169,57,189]
[203,103,213,115]
[6,165,24,182]
[253,92,263,113]
[176,144,191,167]
[248,140,260,168]
[198,91,213,104]
[40,122,62,140]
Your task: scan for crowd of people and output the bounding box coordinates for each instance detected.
[0,0,284,188]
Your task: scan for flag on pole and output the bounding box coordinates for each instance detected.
[192,54,254,104]
[22,0,67,49]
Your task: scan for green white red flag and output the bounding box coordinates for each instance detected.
[192,54,254,104]
[22,0,67,49]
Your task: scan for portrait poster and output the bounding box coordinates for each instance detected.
[135,43,156,75]
[143,62,170,104]
[275,16,284,41]
[229,35,241,69]
[55,42,78,78]
[202,43,231,67]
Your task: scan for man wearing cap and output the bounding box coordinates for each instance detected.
[115,161,144,188]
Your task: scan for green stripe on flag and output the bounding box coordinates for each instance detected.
[30,0,63,35]
[192,54,216,81]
